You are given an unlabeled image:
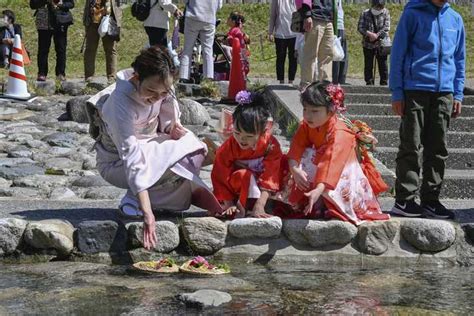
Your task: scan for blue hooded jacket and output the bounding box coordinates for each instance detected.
[389,0,465,102]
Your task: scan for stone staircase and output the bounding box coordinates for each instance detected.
[269,85,474,200]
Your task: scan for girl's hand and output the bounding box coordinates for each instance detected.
[170,122,187,140]
[291,167,310,191]
[143,211,157,250]
[303,183,325,215]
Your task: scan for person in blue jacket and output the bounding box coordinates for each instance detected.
[389,0,465,219]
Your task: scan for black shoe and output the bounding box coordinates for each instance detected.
[391,200,424,217]
[421,201,454,219]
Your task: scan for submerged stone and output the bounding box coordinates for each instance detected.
[228,217,282,239]
[181,217,227,255]
[177,289,232,308]
[77,221,127,254]
[127,221,179,253]
[24,219,75,256]
[0,218,27,256]
[401,219,456,252]
[357,221,399,255]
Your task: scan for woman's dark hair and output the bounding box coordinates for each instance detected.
[2,10,15,24]
[300,81,333,111]
[232,92,271,135]
[131,45,177,83]
[229,12,245,27]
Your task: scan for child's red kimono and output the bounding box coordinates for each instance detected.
[227,26,250,76]
[211,132,282,208]
[274,115,389,225]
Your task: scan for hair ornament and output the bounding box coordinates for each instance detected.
[235,90,253,105]
[326,84,346,113]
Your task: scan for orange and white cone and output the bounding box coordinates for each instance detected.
[3,34,31,100]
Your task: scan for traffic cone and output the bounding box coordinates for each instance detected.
[2,34,31,101]
[226,37,246,103]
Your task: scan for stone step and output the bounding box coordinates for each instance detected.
[381,169,474,200]
[345,93,474,106]
[373,147,473,170]
[346,103,474,117]
[341,85,391,94]
[373,130,474,149]
[347,114,472,132]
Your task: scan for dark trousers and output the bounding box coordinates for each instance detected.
[363,47,387,85]
[332,29,348,84]
[395,91,453,203]
[37,28,68,77]
[275,37,297,82]
[145,27,168,47]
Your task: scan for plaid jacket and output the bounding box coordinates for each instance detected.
[357,8,390,49]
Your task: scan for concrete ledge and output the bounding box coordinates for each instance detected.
[1,216,472,266]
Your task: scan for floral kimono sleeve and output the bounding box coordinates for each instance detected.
[258,136,283,192]
[287,122,311,163]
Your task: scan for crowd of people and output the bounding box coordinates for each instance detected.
[0,1,467,249]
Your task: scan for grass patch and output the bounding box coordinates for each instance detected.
[0,1,472,82]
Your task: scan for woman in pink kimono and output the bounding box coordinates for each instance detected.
[91,47,221,249]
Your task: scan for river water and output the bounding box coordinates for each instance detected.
[0,261,472,315]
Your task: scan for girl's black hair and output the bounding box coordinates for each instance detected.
[300,81,333,112]
[131,45,177,83]
[2,10,15,24]
[232,92,271,135]
[229,11,245,26]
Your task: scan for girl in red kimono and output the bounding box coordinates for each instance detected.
[224,11,250,76]
[211,91,283,218]
[274,82,390,225]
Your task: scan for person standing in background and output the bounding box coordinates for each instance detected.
[332,0,347,85]
[83,0,123,83]
[143,0,182,47]
[0,10,22,69]
[30,0,74,82]
[268,0,298,85]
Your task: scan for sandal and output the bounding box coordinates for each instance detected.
[118,202,144,219]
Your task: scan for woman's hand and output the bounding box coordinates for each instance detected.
[303,17,313,33]
[291,166,310,191]
[303,183,325,215]
[170,122,187,140]
[143,211,157,250]
[268,34,274,42]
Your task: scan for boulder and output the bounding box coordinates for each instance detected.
[0,218,28,255]
[65,96,90,123]
[127,221,179,253]
[228,217,282,239]
[24,220,75,255]
[61,80,87,96]
[44,158,83,174]
[181,217,227,255]
[177,290,232,308]
[178,99,211,125]
[84,187,125,200]
[282,220,310,245]
[13,174,69,189]
[303,221,358,248]
[0,165,45,180]
[42,132,78,148]
[0,177,12,189]
[357,221,399,255]
[0,187,43,198]
[76,220,127,254]
[56,121,89,134]
[7,146,33,159]
[49,187,77,200]
[72,175,110,188]
[401,219,456,252]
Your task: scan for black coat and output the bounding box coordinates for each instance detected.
[30,0,75,30]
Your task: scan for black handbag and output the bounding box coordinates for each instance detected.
[55,10,74,26]
[290,9,305,33]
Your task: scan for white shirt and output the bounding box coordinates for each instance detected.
[143,0,178,30]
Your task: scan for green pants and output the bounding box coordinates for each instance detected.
[395,90,453,202]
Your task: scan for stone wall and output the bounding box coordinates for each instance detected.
[1,217,472,266]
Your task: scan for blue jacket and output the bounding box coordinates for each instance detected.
[389,0,465,102]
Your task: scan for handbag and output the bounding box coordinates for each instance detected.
[290,9,305,33]
[370,12,391,56]
[332,35,345,61]
[54,10,74,26]
[98,15,110,37]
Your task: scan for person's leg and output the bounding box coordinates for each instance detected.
[53,26,68,78]
[37,30,53,77]
[274,37,286,83]
[377,52,388,85]
[198,22,215,79]
[179,19,200,80]
[287,37,297,84]
[0,44,8,68]
[102,35,117,81]
[420,93,453,216]
[393,90,428,216]
[332,30,342,84]
[144,26,168,47]
[84,24,100,79]
[317,21,334,82]
[300,20,320,87]
[363,47,375,85]
[339,29,348,84]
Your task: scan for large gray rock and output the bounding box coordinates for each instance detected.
[0,177,12,188]
[49,187,77,200]
[56,121,89,134]
[24,220,75,255]
[44,157,83,173]
[401,219,456,252]
[357,221,399,255]
[84,187,125,200]
[178,99,211,125]
[304,221,358,248]
[282,220,311,245]
[61,80,87,96]
[13,174,69,189]
[0,218,27,255]
[181,217,227,255]
[0,164,44,180]
[42,132,78,148]
[7,146,33,159]
[66,96,90,123]
[0,187,43,198]
[76,220,127,254]
[127,221,179,253]
[177,290,232,308]
[72,175,110,187]
[228,217,282,239]
[0,157,35,167]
